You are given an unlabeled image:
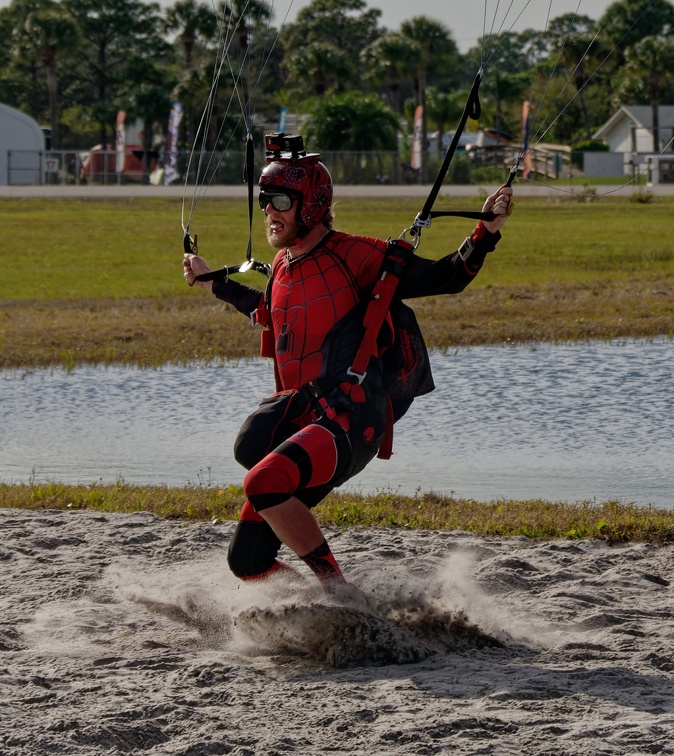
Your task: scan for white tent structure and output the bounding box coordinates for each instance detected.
[0,103,45,185]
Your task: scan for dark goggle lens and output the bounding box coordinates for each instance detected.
[259,192,293,212]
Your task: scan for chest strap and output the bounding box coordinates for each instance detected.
[347,238,415,385]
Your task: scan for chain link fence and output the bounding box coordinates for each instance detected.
[3,146,591,187]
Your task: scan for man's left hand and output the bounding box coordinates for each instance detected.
[481,185,514,234]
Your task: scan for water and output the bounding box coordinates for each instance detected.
[1,339,672,507]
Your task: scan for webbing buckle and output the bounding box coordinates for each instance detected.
[347,367,367,385]
[305,381,337,420]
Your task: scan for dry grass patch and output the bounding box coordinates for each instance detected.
[2,276,673,369]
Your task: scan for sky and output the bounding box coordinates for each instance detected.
[0,0,618,52]
[272,0,618,51]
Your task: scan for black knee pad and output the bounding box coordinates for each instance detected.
[226,520,282,578]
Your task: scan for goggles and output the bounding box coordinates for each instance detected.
[258,191,294,212]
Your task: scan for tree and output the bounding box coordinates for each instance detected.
[400,16,459,181]
[164,0,218,69]
[121,56,176,182]
[282,0,382,96]
[360,32,419,114]
[621,35,674,152]
[426,87,464,155]
[544,13,605,140]
[287,41,351,97]
[600,0,674,51]
[24,1,81,148]
[219,0,273,72]
[63,0,169,147]
[462,32,532,139]
[2,0,54,123]
[306,90,398,150]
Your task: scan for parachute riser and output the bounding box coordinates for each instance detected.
[402,68,485,247]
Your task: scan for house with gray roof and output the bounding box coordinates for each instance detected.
[591,105,674,182]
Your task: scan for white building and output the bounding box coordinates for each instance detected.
[591,105,674,181]
[0,103,45,185]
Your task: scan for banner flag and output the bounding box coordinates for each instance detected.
[411,105,424,170]
[522,101,534,181]
[164,102,183,185]
[115,110,126,174]
[278,107,288,133]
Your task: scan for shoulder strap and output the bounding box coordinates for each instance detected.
[347,238,415,383]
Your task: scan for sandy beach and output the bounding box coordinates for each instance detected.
[1,507,673,755]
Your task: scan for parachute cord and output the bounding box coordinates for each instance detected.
[507,0,659,196]
[182,1,291,240]
[523,0,586,156]
[531,0,657,150]
[401,69,485,246]
[481,0,533,68]
[182,6,239,236]
[510,0,561,173]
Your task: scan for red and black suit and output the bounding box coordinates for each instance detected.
[211,226,501,579]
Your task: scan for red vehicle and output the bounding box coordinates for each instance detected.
[80,144,158,183]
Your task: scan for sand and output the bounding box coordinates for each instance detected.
[1,507,673,755]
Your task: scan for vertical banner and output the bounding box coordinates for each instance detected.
[411,105,424,170]
[278,107,288,133]
[522,101,534,181]
[115,110,126,174]
[164,102,183,185]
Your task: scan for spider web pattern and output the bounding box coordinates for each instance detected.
[269,233,387,390]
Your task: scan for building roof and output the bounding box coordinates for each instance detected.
[594,105,674,139]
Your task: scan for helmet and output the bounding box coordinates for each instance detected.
[259,133,333,229]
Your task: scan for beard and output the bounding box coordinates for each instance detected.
[265,215,300,249]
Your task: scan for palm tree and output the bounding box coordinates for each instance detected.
[24,1,81,149]
[164,0,218,69]
[622,36,674,153]
[361,32,420,115]
[546,13,603,140]
[63,0,169,148]
[600,0,674,52]
[123,57,175,182]
[307,90,399,181]
[289,41,352,98]
[399,16,459,182]
[282,0,381,98]
[426,87,464,156]
[308,91,399,150]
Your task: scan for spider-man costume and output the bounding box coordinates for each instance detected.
[212,225,501,579]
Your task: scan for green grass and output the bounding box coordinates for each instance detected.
[2,482,673,543]
[2,195,673,539]
[2,195,673,300]
[2,195,672,369]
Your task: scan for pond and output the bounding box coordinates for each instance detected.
[2,339,672,508]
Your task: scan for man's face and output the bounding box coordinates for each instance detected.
[261,192,300,249]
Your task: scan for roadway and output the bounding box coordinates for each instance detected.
[2,181,674,199]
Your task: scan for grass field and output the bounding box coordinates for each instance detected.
[2,195,673,368]
[3,194,673,300]
[2,194,673,539]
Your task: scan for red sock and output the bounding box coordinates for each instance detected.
[300,539,347,584]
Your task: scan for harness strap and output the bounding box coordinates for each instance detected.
[348,238,415,381]
[407,70,519,236]
[377,396,395,461]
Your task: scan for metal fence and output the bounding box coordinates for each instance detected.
[3,145,585,187]
[3,148,409,186]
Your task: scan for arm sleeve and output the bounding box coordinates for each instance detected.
[398,227,501,300]
[212,277,264,317]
